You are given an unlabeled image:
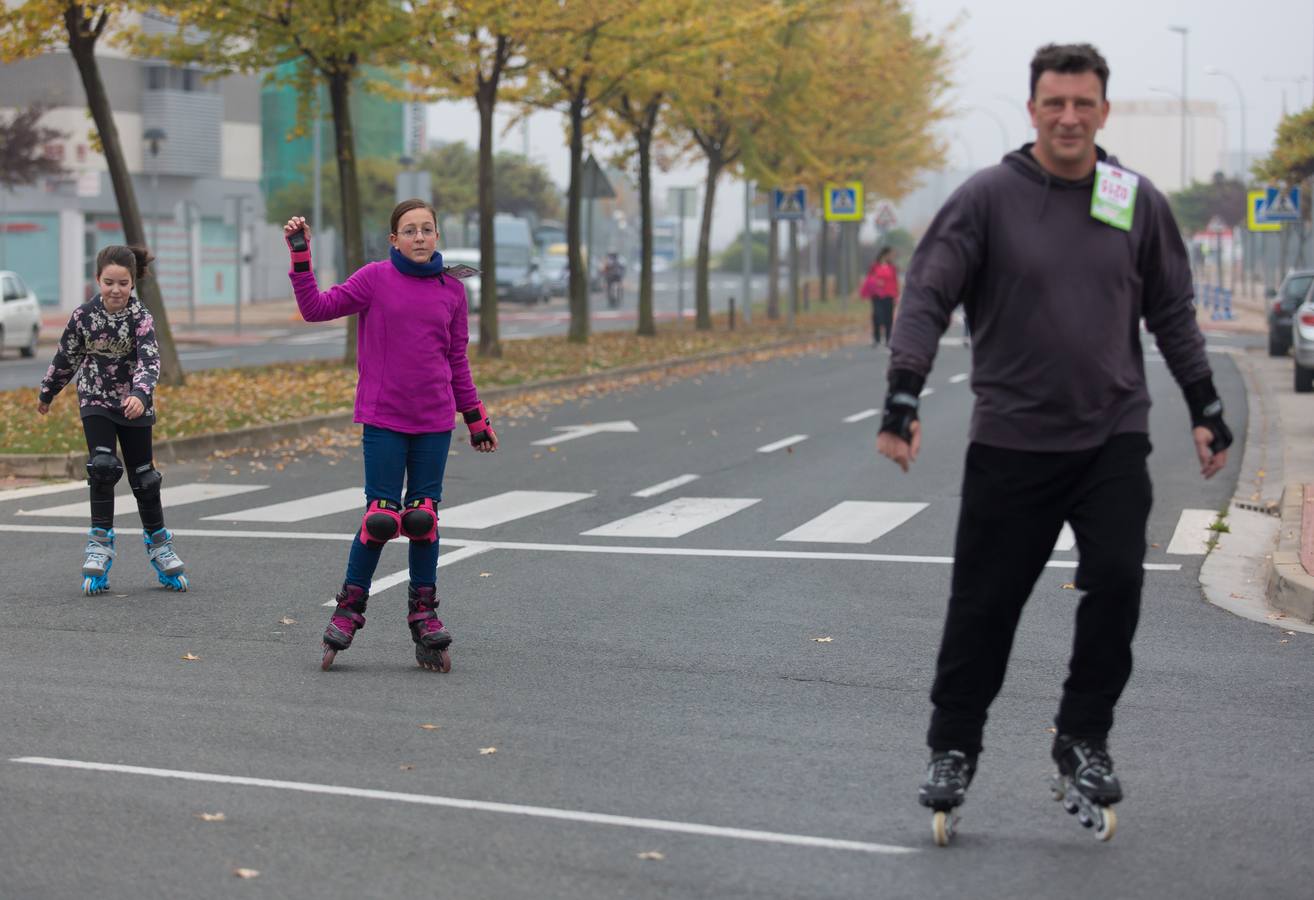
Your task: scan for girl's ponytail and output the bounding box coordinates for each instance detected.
[95,244,155,282]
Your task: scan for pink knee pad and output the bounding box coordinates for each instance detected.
[360,499,402,548]
[401,498,438,543]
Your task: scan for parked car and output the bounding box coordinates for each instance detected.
[1294,297,1314,393]
[0,270,41,358]
[1267,269,1314,356]
[441,248,482,312]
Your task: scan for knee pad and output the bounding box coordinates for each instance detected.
[86,447,124,487]
[400,498,438,543]
[128,461,162,497]
[359,499,402,549]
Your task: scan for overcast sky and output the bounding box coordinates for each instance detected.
[424,0,1314,242]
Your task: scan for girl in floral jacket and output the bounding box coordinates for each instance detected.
[38,245,188,594]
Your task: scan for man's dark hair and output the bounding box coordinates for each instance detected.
[1029,43,1109,99]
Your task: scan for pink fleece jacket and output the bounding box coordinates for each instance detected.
[290,261,479,434]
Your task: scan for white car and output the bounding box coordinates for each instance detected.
[0,270,41,358]
[442,248,481,312]
[1293,298,1314,393]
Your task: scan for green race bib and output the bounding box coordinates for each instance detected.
[1091,162,1138,231]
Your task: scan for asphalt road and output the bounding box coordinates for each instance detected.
[0,271,770,391]
[2,333,1311,899]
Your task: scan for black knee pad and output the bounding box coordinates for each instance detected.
[128,461,162,498]
[400,498,438,543]
[86,447,124,487]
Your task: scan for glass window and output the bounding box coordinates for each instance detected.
[1282,276,1313,310]
[11,274,29,296]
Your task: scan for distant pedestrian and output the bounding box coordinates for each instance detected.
[861,247,899,345]
[37,245,189,595]
[877,43,1233,845]
[283,200,497,674]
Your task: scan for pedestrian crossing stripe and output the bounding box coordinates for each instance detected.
[203,487,363,523]
[777,502,926,544]
[582,497,760,539]
[15,483,267,518]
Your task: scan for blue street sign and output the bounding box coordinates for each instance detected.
[770,188,806,220]
[1262,186,1301,222]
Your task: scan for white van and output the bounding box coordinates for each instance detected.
[0,270,41,358]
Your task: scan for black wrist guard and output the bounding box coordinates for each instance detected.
[1183,376,1233,454]
[879,368,925,442]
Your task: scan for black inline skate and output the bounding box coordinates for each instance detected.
[1049,734,1121,841]
[918,749,976,846]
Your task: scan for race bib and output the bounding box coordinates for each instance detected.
[1091,162,1138,231]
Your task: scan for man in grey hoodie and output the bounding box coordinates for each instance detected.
[877,43,1233,843]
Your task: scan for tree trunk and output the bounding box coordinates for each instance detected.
[767,217,780,319]
[695,153,722,331]
[65,11,184,386]
[327,70,364,366]
[566,88,589,343]
[636,122,655,337]
[475,82,501,357]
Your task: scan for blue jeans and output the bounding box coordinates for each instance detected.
[344,425,453,590]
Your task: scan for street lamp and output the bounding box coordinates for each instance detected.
[143,127,167,252]
[1205,67,1248,180]
[1169,26,1189,188]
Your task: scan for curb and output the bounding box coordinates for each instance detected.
[1267,482,1314,622]
[1,330,860,479]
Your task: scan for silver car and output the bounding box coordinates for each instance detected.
[1294,297,1314,393]
[0,270,41,358]
[441,248,481,313]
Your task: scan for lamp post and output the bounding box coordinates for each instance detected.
[1169,26,1189,188]
[1205,67,1248,179]
[143,127,167,252]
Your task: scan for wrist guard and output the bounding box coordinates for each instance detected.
[286,228,312,273]
[462,402,494,447]
[1183,376,1233,454]
[879,369,925,442]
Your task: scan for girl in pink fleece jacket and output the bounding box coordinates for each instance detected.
[284,199,497,674]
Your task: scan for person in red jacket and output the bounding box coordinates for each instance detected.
[860,247,899,345]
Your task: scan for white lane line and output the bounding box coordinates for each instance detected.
[0,480,85,503]
[321,546,494,605]
[17,483,267,518]
[441,490,594,529]
[919,388,934,398]
[757,435,807,454]
[777,501,927,544]
[948,373,969,384]
[1166,509,1219,555]
[843,409,878,423]
[582,497,760,539]
[11,757,916,856]
[204,487,363,522]
[632,474,700,498]
[1055,523,1076,552]
[0,525,1183,570]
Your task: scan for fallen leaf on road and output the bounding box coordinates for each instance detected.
[181,653,200,661]
[812,636,834,643]
[233,868,260,879]
[479,572,491,578]
[479,747,497,755]
[786,446,793,454]
[278,616,297,626]
[399,764,415,771]
[1284,631,1297,636]
[1279,639,1290,644]
[1044,727,1057,734]
[637,851,665,861]
[419,724,441,731]
[196,812,226,822]
[1061,583,1076,590]
[1150,543,1160,548]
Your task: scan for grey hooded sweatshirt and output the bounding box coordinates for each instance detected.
[889,144,1212,452]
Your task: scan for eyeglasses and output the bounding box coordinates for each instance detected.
[398,227,437,240]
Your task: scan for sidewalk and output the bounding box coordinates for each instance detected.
[40,296,307,348]
[1197,283,1314,627]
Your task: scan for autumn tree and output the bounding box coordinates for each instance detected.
[0,105,69,190]
[0,2,185,383]
[1253,105,1314,186]
[137,1,412,365]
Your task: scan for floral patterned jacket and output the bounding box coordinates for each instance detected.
[39,295,160,425]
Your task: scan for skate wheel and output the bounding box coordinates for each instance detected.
[418,648,452,674]
[175,574,188,592]
[321,645,338,672]
[1094,807,1116,842]
[931,810,956,847]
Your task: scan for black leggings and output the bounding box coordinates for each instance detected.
[927,434,1153,755]
[83,416,162,531]
[871,297,894,344]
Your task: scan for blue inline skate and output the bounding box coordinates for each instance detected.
[144,527,188,591]
[81,527,115,595]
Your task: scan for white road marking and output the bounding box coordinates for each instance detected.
[757,435,807,454]
[583,497,760,539]
[0,480,85,503]
[842,409,878,423]
[1055,523,1076,552]
[531,421,638,446]
[321,546,495,605]
[441,490,594,529]
[0,524,1183,570]
[919,388,934,398]
[948,373,969,384]
[16,483,267,518]
[1166,508,1219,555]
[205,486,363,522]
[10,757,917,856]
[777,501,927,544]
[632,474,700,498]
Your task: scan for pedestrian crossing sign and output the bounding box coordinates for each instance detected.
[824,182,864,221]
[1248,190,1281,232]
[1262,185,1301,222]
[770,188,807,220]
